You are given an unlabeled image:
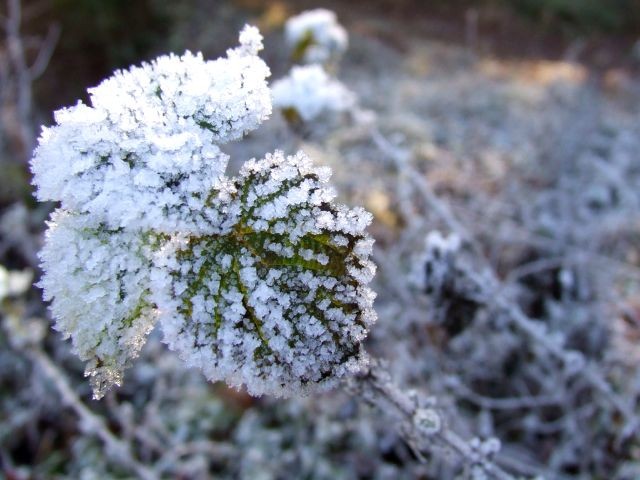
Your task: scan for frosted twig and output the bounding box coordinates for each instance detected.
[451,381,562,410]
[352,358,517,479]
[367,120,638,432]
[26,347,159,480]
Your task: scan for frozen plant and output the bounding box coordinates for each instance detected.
[284,9,348,66]
[38,210,157,397]
[31,27,271,233]
[410,231,461,295]
[275,9,359,136]
[152,150,377,397]
[31,26,376,399]
[272,65,356,126]
[0,263,33,301]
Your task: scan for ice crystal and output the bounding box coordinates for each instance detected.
[285,9,348,66]
[414,408,442,436]
[31,26,271,233]
[38,211,156,398]
[154,151,376,397]
[32,26,376,399]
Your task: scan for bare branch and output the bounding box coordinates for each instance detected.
[29,21,60,79]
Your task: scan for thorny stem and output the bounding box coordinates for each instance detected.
[351,357,516,479]
[27,347,159,480]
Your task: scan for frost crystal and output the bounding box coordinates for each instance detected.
[413,408,442,436]
[272,65,355,123]
[285,9,348,66]
[154,151,376,397]
[38,211,156,398]
[31,27,271,233]
[32,26,376,399]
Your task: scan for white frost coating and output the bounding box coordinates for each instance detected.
[414,408,442,435]
[285,9,348,65]
[272,65,355,122]
[154,151,377,397]
[32,26,377,400]
[31,26,271,233]
[38,210,156,399]
[410,231,461,294]
[0,265,33,301]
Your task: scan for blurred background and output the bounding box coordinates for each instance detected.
[4,0,640,195]
[2,1,640,478]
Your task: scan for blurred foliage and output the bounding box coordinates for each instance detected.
[51,0,171,67]
[31,0,640,114]
[367,0,640,33]
[0,163,31,208]
[508,0,640,33]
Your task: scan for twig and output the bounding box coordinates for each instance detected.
[452,382,562,410]
[27,347,159,480]
[352,358,517,479]
[369,121,637,431]
[6,0,34,155]
[29,22,60,79]
[3,0,59,161]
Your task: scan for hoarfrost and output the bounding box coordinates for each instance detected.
[31,26,376,399]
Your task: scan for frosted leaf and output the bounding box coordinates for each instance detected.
[285,9,348,66]
[38,210,157,399]
[272,65,355,124]
[31,26,271,233]
[32,25,377,399]
[0,265,33,301]
[153,151,376,397]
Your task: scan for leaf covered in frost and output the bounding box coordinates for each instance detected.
[32,26,377,399]
[39,211,156,399]
[153,151,376,397]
